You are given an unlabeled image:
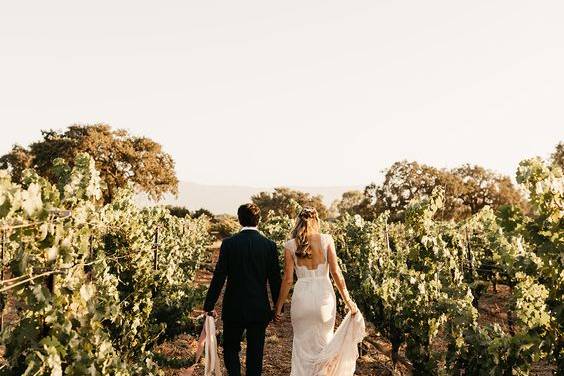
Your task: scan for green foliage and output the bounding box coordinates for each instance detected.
[3,147,557,374]
[100,190,211,358]
[166,206,213,220]
[329,190,364,218]
[259,157,561,373]
[259,211,293,251]
[331,189,479,373]
[0,154,211,375]
[514,157,563,372]
[211,214,240,239]
[259,211,294,269]
[165,205,192,218]
[551,141,564,170]
[190,208,214,219]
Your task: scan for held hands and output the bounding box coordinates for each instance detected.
[273,305,283,322]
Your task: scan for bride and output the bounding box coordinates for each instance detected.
[274,207,366,376]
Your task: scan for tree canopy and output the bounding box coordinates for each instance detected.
[453,164,524,215]
[551,141,564,169]
[0,124,178,203]
[251,187,329,219]
[329,190,364,218]
[166,206,213,219]
[340,160,524,221]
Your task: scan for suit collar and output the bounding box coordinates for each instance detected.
[240,226,258,232]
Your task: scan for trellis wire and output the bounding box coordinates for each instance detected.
[0,211,72,333]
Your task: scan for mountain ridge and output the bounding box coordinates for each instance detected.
[136,181,364,214]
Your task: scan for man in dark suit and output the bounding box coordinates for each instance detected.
[204,203,282,376]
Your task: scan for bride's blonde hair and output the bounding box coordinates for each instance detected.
[291,207,320,258]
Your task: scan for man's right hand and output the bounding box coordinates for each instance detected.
[206,309,217,318]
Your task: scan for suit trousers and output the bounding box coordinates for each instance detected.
[222,321,268,376]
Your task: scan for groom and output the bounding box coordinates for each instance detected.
[204,203,282,376]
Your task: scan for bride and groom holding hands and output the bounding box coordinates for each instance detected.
[203,203,366,376]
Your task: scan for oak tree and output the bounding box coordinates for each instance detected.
[0,124,178,203]
[551,141,564,169]
[252,187,329,219]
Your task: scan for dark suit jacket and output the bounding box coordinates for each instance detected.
[203,229,282,323]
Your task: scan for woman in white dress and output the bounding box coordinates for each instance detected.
[274,207,366,376]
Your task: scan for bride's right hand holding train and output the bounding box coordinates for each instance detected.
[346,299,358,315]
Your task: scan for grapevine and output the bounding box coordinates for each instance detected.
[0,154,211,375]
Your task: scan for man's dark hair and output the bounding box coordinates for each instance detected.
[238,203,261,227]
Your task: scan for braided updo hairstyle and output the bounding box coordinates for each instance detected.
[291,207,320,258]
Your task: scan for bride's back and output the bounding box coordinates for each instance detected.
[292,233,326,270]
[278,206,365,376]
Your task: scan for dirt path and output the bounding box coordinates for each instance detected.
[159,242,396,376]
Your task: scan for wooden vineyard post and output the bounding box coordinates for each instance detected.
[89,234,93,261]
[385,221,391,252]
[85,235,94,279]
[465,227,480,308]
[153,227,159,271]
[0,230,5,333]
[508,284,516,336]
[465,228,473,278]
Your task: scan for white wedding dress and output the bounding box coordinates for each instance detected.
[286,234,366,376]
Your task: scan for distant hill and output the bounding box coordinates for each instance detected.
[136,181,363,214]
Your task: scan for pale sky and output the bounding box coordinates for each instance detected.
[0,1,562,187]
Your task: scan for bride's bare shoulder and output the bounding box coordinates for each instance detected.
[284,238,296,249]
[320,233,335,247]
[320,233,332,240]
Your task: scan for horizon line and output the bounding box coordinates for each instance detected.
[175,180,367,190]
